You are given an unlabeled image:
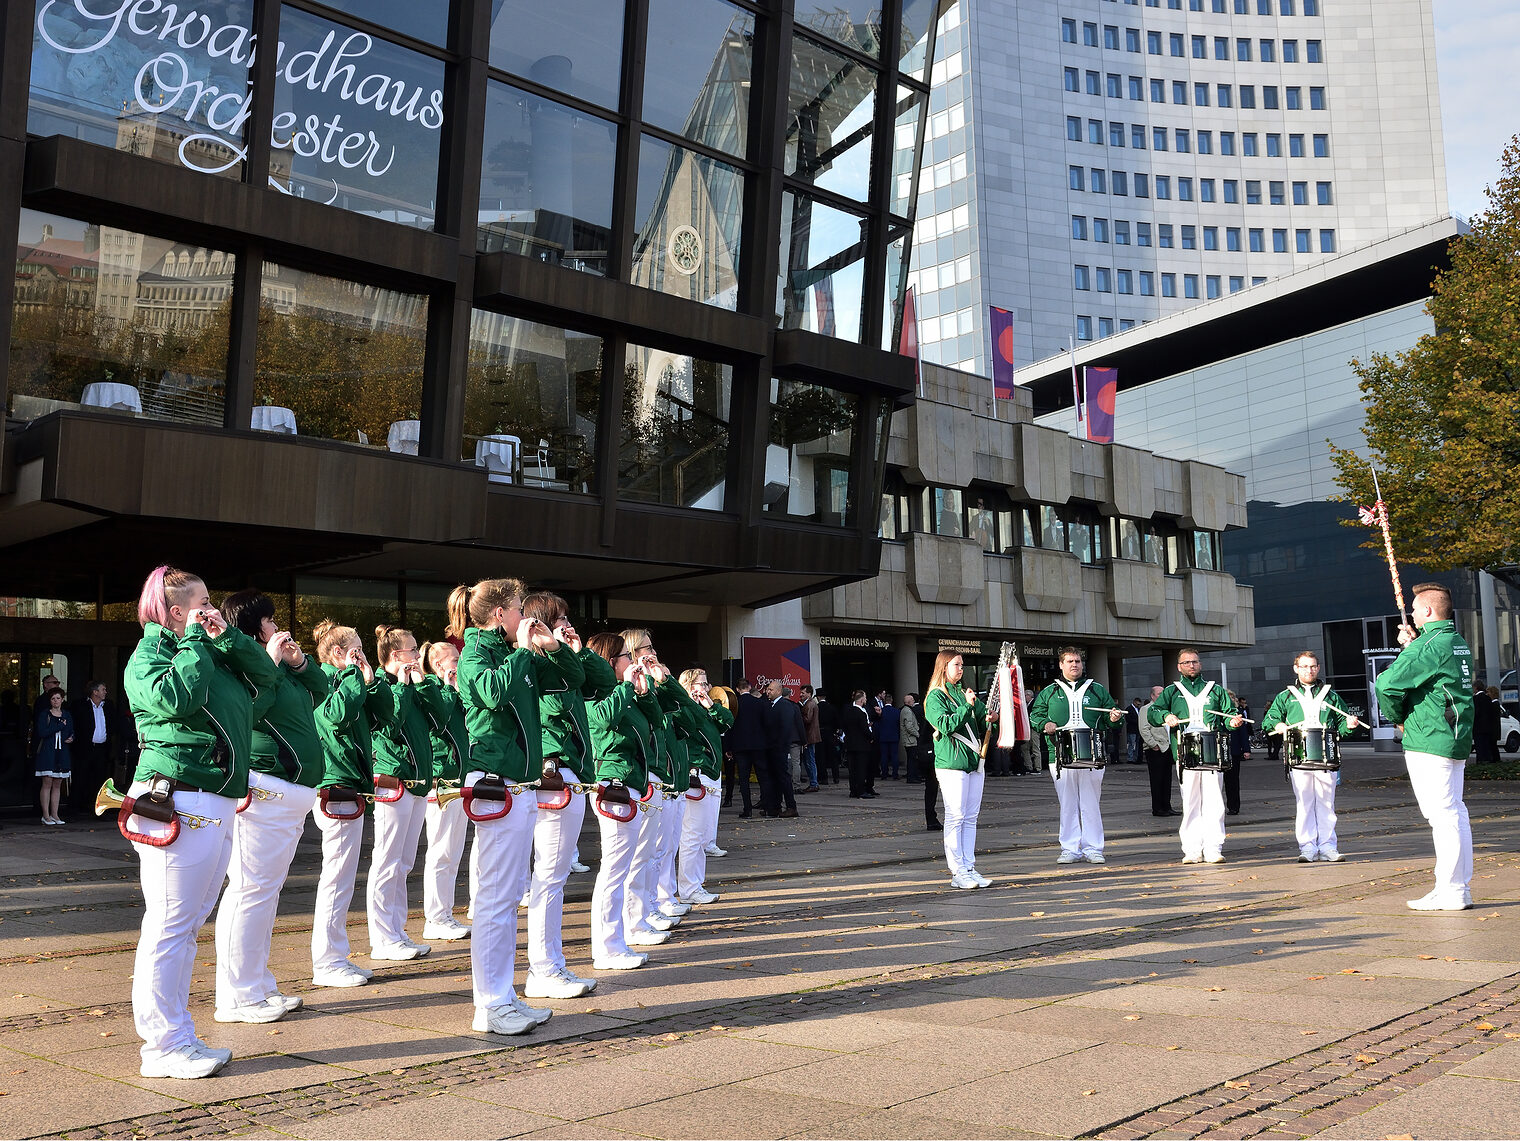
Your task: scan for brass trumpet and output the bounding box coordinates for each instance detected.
[708,685,736,712]
[95,779,221,847]
[236,784,286,813]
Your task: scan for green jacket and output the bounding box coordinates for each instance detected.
[315,663,392,791]
[423,683,469,786]
[372,673,449,793]
[688,700,734,781]
[1374,619,1475,760]
[651,681,693,788]
[1147,675,1237,760]
[923,683,987,772]
[250,659,330,789]
[457,626,581,782]
[538,646,615,783]
[1263,684,1354,736]
[125,623,280,798]
[1028,678,1119,734]
[587,677,662,788]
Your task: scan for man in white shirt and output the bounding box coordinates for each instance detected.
[69,682,115,819]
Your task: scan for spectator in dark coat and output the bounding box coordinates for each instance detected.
[1473,685,1501,765]
[843,691,877,800]
[815,693,841,784]
[68,682,117,819]
[876,693,901,779]
[726,680,770,818]
[761,681,800,817]
[1224,694,1251,816]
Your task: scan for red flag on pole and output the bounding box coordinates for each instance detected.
[898,285,921,395]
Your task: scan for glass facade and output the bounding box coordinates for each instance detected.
[620,344,732,510]
[765,380,860,525]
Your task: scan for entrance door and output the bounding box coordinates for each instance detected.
[0,648,79,810]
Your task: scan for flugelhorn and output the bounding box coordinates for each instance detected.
[95,779,221,847]
[236,784,285,813]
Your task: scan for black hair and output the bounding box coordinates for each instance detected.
[221,588,276,639]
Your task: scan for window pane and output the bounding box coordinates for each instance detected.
[779,192,866,342]
[314,0,446,45]
[255,265,426,448]
[890,87,925,217]
[765,380,860,525]
[921,488,963,537]
[632,135,745,309]
[787,37,876,201]
[795,1,882,56]
[488,0,624,111]
[9,209,231,427]
[898,0,939,79]
[477,82,617,275]
[271,8,445,229]
[620,345,731,509]
[881,228,909,352]
[30,0,253,179]
[463,312,601,495]
[643,0,753,160]
[1039,505,1065,550]
[967,494,998,553]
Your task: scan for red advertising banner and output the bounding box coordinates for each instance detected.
[741,637,812,697]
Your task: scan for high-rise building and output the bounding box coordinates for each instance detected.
[909,0,1446,375]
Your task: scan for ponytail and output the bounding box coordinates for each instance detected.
[451,578,528,630]
[374,624,413,668]
[446,585,472,640]
[314,619,357,666]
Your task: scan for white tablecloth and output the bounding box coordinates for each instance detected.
[81,382,142,413]
[251,405,297,434]
[475,434,521,483]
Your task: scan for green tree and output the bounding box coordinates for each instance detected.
[1331,136,1520,576]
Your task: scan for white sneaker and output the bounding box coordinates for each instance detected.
[140,1044,222,1080]
[346,960,374,979]
[1084,854,1106,864]
[1204,852,1226,864]
[645,913,678,931]
[1181,853,1203,864]
[213,996,288,1024]
[1407,891,1471,912]
[369,943,424,961]
[627,929,670,946]
[401,937,432,958]
[1319,849,1345,863]
[268,993,303,1013]
[593,952,647,971]
[659,901,692,917]
[569,860,591,873]
[193,1040,232,1067]
[422,919,472,941]
[950,873,977,890]
[704,844,727,857]
[967,869,991,887]
[312,966,368,988]
[685,888,719,904]
[524,969,595,999]
[1297,849,1314,863]
[472,1004,536,1036]
[510,994,553,1025]
[1463,887,1474,908]
[1057,851,1083,864]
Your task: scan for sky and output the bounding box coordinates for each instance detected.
[1433,0,1519,222]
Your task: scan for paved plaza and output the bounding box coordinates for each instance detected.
[2,749,1517,1140]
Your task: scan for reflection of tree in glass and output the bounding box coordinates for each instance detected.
[770,382,854,445]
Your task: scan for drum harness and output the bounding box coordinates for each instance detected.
[1054,679,1094,778]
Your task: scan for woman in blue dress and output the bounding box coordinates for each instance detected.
[35,687,74,825]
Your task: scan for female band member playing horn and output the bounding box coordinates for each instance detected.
[419,639,472,941]
[309,621,389,989]
[619,628,678,945]
[451,578,582,1037]
[367,625,450,961]
[923,651,995,890]
[676,667,733,906]
[213,590,328,1025]
[519,592,609,999]
[124,565,279,1079]
[585,632,660,970]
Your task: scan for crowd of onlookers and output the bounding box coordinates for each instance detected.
[0,674,136,825]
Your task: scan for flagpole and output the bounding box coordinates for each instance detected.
[1370,467,1408,628]
[1068,337,1081,434]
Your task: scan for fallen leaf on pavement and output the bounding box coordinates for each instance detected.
[1308,975,1327,981]
[1418,955,1436,960]
[1081,1089,1097,1096]
[1183,959,1199,964]
[1301,1030,1318,1036]
[1225,1080,1250,1090]
[1475,1022,1496,1031]
[1356,1054,1376,1063]
[1030,911,1046,918]
[1207,987,1225,992]
[1166,1045,1180,1051]
[99,1031,112,1038]
[1339,968,1360,975]
[1383,1135,1414,1140]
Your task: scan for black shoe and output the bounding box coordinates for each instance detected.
[738,810,753,818]
[862,792,878,800]
[779,808,798,819]
[927,820,943,831]
[1226,809,1240,816]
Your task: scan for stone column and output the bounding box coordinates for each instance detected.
[893,636,920,699]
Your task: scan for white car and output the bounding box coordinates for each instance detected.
[1504,710,1520,755]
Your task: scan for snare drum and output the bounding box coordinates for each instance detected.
[1283,726,1340,772]
[1176,727,1232,773]
[1053,726,1107,774]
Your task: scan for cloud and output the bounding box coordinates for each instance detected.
[1434,0,1520,220]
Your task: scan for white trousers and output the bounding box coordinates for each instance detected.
[215,772,318,1009]
[1180,769,1226,857]
[1291,769,1338,854]
[1405,750,1473,896]
[367,792,428,949]
[527,771,586,978]
[131,786,235,1064]
[311,802,366,973]
[1050,765,1105,857]
[654,793,685,907]
[469,772,537,1010]
[423,794,471,925]
[939,767,984,875]
[623,788,663,935]
[592,806,640,959]
[678,777,720,898]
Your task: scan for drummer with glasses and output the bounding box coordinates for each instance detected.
[1148,648,1244,865]
[1264,651,1360,864]
[1029,647,1123,865]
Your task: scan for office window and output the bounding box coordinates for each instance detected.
[1062,18,1078,42]
[1158,223,1174,246]
[1090,119,1104,144]
[1107,73,1123,97]
[1112,170,1129,195]
[1197,132,1213,156]
[1240,85,1256,109]
[1285,85,1301,109]
[1206,274,1221,299]
[1117,268,1133,293]
[1243,133,1259,157]
[1181,224,1196,250]
[1129,75,1144,100]
[1317,181,1333,205]
[1098,316,1115,338]
[1320,228,1335,252]
[1226,226,1241,251]
[1137,221,1152,246]
[1213,0,1226,9]
[1203,226,1219,250]
[1221,131,1236,155]
[1068,116,1083,141]
[1269,180,1285,205]
[1127,27,1142,51]
[1065,67,1081,92]
[1072,215,1089,240]
[1246,179,1261,204]
[1139,271,1155,295]
[1272,228,1287,253]
[1087,71,1102,95]
[1147,30,1162,54]
[1235,0,1247,10]
[1201,178,1216,201]
[1267,133,1282,157]
[1224,180,1239,203]
[1249,227,1264,252]
[1084,21,1100,46]
[1237,38,1251,61]
[1155,175,1171,199]
[1304,0,1318,13]
[1260,39,1275,62]
[1120,318,1136,331]
[1105,24,1121,49]
[1257,0,1270,12]
[1290,133,1305,157]
[1170,33,1185,56]
[1306,40,1322,63]
[1230,275,1244,292]
[1150,78,1165,102]
[1176,129,1191,153]
[1195,83,1211,106]
[1110,122,1126,146]
[1071,165,1085,190]
[1076,315,1093,340]
[1215,36,1229,59]
[1178,177,1193,201]
[1075,264,1091,290]
[1135,173,1149,197]
[1310,86,1326,110]
[1192,35,1206,58]
[1132,123,1147,148]
[1091,168,1107,193]
[1263,86,1279,110]
[1115,220,1131,245]
[1292,180,1308,205]
[1184,274,1199,299]
[1281,0,1296,11]
[1283,40,1298,62]
[1153,127,1169,151]
[1161,273,1177,297]
[1218,84,1233,108]
[1172,80,1187,103]
[1295,228,1311,253]
[1313,133,1329,157]
[1094,217,1110,242]
[1096,267,1112,292]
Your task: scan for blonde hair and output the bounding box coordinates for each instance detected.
[313,619,359,665]
[620,627,653,656]
[679,667,707,692]
[374,624,415,668]
[927,650,963,693]
[422,640,458,676]
[447,578,528,635]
